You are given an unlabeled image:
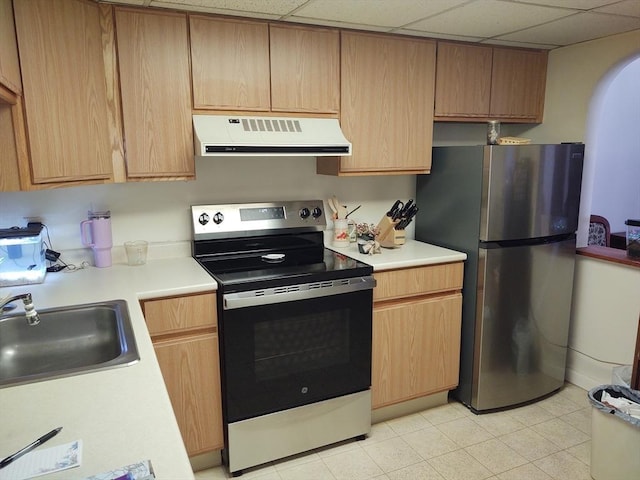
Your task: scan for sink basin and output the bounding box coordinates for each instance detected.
[0,300,139,388]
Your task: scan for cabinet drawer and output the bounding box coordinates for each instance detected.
[373,262,463,302]
[142,292,216,336]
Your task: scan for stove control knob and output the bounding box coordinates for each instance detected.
[213,212,224,224]
[311,207,323,219]
[198,213,210,225]
[299,207,310,219]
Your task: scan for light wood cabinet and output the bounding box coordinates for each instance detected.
[371,263,463,409]
[490,47,547,121]
[14,0,113,184]
[434,41,547,123]
[270,24,340,114]
[190,17,339,115]
[0,95,22,191]
[0,0,21,94]
[190,16,270,111]
[435,42,492,119]
[318,31,436,176]
[141,292,223,456]
[115,7,194,179]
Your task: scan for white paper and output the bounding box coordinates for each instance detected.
[0,440,81,480]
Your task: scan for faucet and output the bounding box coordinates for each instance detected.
[0,293,41,325]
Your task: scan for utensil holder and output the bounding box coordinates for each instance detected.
[376,215,405,248]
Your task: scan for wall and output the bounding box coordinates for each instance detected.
[0,158,415,262]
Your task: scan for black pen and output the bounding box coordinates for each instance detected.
[0,427,62,469]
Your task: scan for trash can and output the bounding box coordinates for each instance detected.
[611,365,632,388]
[588,385,640,480]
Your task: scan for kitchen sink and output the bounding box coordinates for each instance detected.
[0,300,139,388]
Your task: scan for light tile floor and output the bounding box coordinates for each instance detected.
[194,383,592,480]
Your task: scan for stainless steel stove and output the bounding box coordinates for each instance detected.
[191,200,375,476]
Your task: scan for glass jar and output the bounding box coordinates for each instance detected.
[625,219,640,259]
[487,120,500,145]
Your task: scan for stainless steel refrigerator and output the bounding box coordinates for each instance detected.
[415,144,584,412]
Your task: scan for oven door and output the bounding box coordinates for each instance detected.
[219,276,375,423]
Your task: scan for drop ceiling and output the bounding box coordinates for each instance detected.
[104,0,640,49]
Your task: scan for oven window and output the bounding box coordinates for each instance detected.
[220,289,372,422]
[254,310,350,381]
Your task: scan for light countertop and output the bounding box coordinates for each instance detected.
[329,239,467,270]
[0,257,216,480]
[0,240,464,479]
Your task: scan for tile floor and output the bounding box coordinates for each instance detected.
[194,383,592,480]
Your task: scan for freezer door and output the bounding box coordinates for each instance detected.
[480,144,584,242]
[472,237,576,411]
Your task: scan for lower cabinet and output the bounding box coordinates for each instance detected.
[371,263,463,409]
[141,292,223,456]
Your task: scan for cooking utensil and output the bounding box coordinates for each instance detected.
[331,196,348,219]
[346,205,361,218]
[327,197,338,218]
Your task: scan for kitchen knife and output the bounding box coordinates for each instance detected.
[387,200,403,217]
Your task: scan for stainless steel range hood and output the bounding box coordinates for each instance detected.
[193,115,351,157]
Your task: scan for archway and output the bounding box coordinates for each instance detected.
[578,54,640,246]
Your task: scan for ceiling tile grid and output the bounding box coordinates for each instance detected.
[106,0,640,48]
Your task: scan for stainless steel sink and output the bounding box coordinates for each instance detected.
[0,300,139,388]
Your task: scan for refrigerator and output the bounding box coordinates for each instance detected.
[415,144,584,412]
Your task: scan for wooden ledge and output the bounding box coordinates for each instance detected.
[577,245,640,269]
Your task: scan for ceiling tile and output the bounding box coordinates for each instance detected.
[394,29,485,42]
[406,0,575,38]
[290,0,468,28]
[594,0,640,17]
[480,38,559,49]
[497,11,640,45]
[513,0,621,9]
[150,0,307,16]
[286,16,392,32]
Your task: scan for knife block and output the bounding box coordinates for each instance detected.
[376,215,405,248]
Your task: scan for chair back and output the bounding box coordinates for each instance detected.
[588,214,611,247]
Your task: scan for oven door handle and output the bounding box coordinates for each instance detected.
[223,275,376,309]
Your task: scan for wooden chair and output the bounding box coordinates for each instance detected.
[589,214,611,247]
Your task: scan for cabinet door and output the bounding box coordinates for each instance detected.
[0,98,20,191]
[434,42,492,119]
[190,16,270,111]
[336,32,435,174]
[0,0,22,94]
[154,333,224,455]
[115,8,194,178]
[270,24,339,114]
[490,48,547,122]
[372,294,462,409]
[14,0,113,183]
[143,293,216,337]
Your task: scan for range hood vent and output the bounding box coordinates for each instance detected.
[193,115,352,157]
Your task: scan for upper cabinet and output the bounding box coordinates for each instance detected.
[435,42,492,119]
[190,16,270,111]
[115,8,194,179]
[190,17,340,115]
[269,24,340,114]
[489,47,547,121]
[14,0,114,184]
[0,0,22,94]
[318,31,436,176]
[434,41,547,123]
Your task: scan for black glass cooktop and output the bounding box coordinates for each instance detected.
[193,232,372,291]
